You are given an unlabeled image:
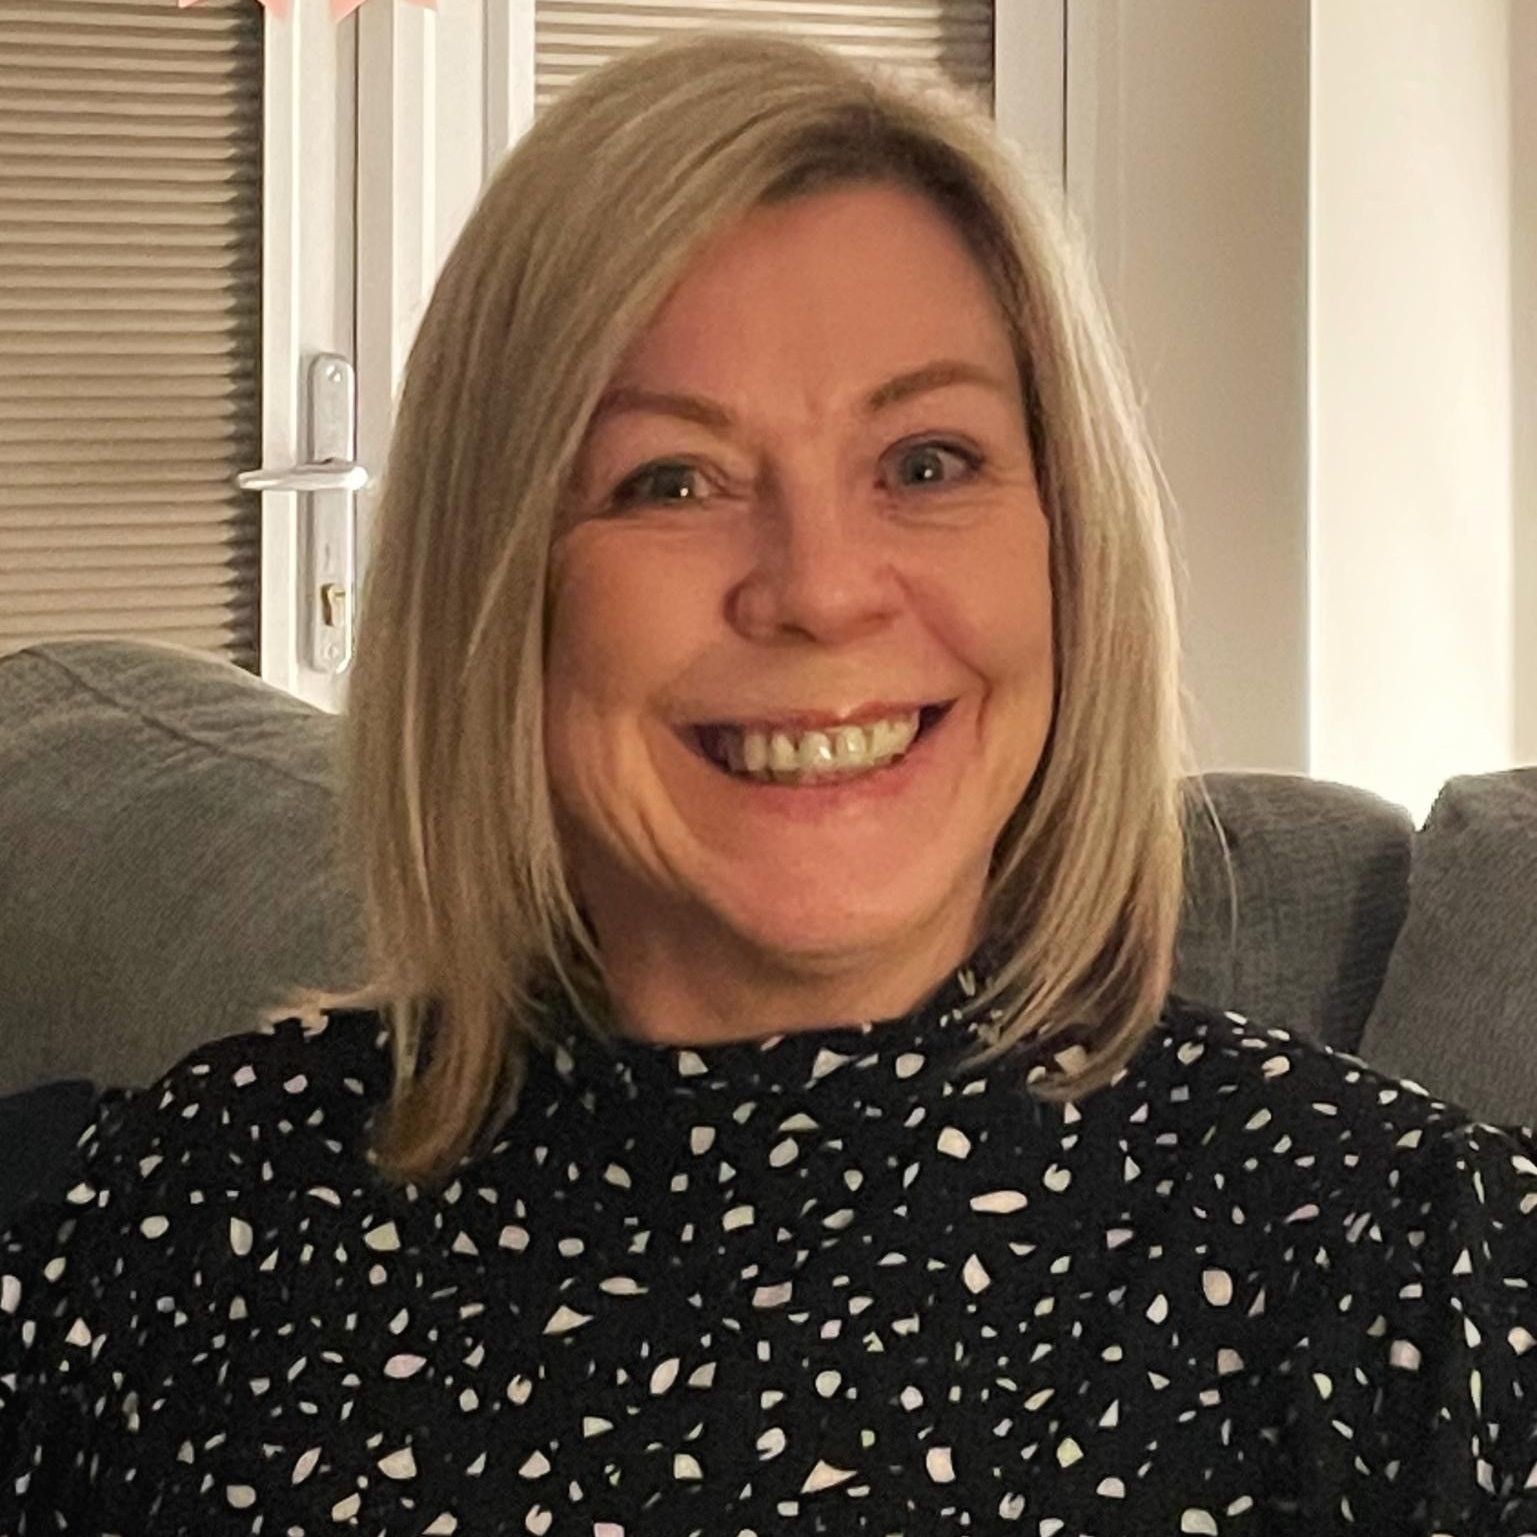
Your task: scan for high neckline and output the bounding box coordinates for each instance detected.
[535,939,1013,1120]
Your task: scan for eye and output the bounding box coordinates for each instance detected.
[610,459,712,510]
[885,439,982,491]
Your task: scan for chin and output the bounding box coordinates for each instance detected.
[707,882,950,969]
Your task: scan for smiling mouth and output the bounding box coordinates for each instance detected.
[682,701,954,781]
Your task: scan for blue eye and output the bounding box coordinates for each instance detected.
[611,460,710,509]
[887,440,982,490]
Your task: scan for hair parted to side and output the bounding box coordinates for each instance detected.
[285,32,1212,1187]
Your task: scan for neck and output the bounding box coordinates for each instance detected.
[583,902,989,1049]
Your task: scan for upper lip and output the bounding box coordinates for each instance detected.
[686,699,952,733]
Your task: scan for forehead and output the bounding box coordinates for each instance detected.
[609,182,1016,397]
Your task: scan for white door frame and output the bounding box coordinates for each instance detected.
[354,0,503,650]
[995,0,1066,186]
[487,0,536,166]
[355,0,437,616]
[259,8,357,710]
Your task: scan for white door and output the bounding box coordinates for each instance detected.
[244,7,358,713]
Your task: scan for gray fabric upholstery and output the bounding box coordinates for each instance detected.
[1175,773,1415,1053]
[0,641,363,1094]
[1357,769,1537,1126]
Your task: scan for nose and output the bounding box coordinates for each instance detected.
[726,467,903,645]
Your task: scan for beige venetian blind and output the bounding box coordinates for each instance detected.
[535,1,994,114]
[0,0,263,669]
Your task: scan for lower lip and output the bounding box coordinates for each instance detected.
[677,709,955,820]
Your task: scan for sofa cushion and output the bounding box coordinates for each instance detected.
[1357,768,1537,1127]
[1176,771,1415,1052]
[0,640,363,1094]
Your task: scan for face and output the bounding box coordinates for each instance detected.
[544,181,1054,1039]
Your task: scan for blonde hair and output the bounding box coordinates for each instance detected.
[291,34,1206,1186]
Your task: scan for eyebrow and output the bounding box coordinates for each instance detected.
[591,359,1011,431]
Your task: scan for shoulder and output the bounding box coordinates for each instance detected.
[152,1003,394,1110]
[67,1007,393,1188]
[1,1007,395,1320]
[155,1004,393,1128]
[1151,1000,1537,1516]
[1151,992,1499,1138]
[1143,993,1537,1241]
[0,1009,397,1488]
[1121,997,1537,1368]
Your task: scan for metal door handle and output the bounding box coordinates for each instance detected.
[236,459,368,494]
[234,352,361,676]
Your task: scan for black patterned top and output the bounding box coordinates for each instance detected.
[3,959,1537,1536]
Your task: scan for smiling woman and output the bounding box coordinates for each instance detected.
[336,32,1188,1163]
[5,31,1537,1537]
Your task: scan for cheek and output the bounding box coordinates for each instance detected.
[930,516,1054,698]
[543,538,714,752]
[543,560,647,843]
[1000,569,1055,691]
[547,549,649,717]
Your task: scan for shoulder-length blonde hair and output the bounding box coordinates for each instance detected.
[294,32,1202,1186]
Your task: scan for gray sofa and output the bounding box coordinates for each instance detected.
[2,639,1535,1127]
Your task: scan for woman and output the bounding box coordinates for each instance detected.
[3,34,1534,1536]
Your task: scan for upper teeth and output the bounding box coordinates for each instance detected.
[714,712,921,779]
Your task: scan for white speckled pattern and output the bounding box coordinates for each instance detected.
[3,955,1536,1534]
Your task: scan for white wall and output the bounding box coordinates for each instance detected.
[1069,0,1521,821]
[1514,1,1537,765]
[1311,0,1513,820]
[1066,0,1312,774]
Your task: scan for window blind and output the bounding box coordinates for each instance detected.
[0,0,263,668]
[535,1,995,114]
